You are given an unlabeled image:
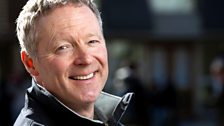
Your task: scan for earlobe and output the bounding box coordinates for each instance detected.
[21,51,39,76]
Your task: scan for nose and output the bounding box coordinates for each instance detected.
[73,47,92,66]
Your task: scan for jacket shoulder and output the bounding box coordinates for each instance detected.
[14,108,44,126]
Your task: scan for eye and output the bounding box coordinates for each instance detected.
[88,40,99,45]
[55,43,73,54]
[58,45,69,50]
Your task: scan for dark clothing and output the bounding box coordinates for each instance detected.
[124,74,149,126]
[216,86,224,126]
[14,80,133,126]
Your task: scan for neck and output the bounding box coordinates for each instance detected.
[76,105,94,119]
[67,102,95,119]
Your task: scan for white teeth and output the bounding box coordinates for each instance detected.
[73,73,94,80]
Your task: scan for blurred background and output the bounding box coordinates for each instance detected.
[1,0,224,126]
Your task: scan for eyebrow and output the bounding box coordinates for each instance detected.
[85,33,102,39]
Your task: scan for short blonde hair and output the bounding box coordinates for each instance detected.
[16,0,102,57]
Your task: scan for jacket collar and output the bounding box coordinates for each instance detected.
[28,79,133,125]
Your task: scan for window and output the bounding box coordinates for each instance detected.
[148,0,196,14]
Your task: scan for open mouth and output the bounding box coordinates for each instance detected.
[69,73,94,80]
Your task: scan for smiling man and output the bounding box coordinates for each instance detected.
[14,0,133,125]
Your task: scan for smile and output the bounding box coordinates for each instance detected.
[70,73,94,80]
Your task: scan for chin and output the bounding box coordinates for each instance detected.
[82,92,99,102]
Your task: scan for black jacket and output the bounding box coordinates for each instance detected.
[14,80,133,126]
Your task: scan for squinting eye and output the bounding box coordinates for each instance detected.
[58,45,69,50]
[55,44,73,53]
[88,40,99,44]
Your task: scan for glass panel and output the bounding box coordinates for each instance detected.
[173,47,189,90]
[149,0,195,14]
[152,47,167,89]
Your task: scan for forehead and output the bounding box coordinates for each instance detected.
[35,4,101,40]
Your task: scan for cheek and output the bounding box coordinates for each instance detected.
[96,47,108,77]
[39,58,69,78]
[97,46,108,63]
[50,58,70,73]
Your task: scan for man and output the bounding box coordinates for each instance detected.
[210,56,224,126]
[14,0,133,125]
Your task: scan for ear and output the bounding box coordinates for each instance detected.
[21,51,39,76]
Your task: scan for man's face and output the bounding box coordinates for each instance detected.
[32,4,108,107]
